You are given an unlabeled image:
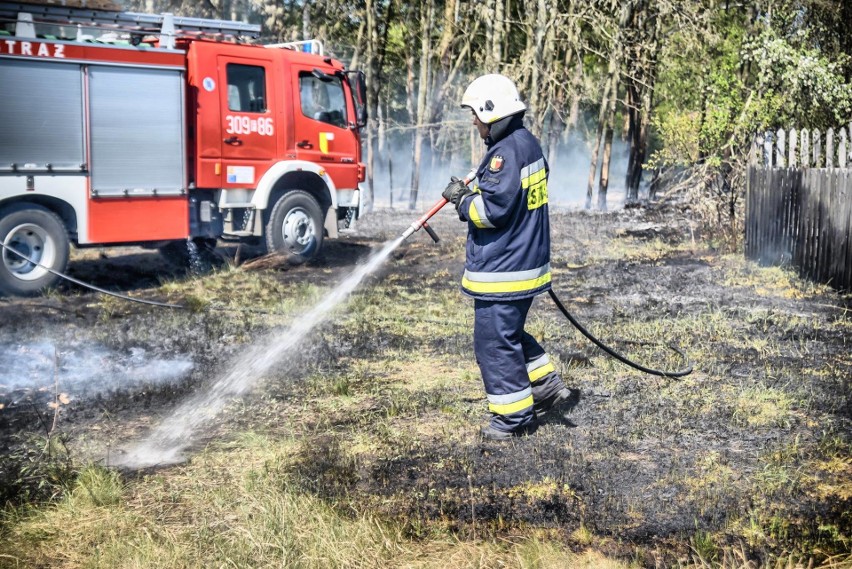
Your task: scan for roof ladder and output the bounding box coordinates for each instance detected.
[0,1,261,47]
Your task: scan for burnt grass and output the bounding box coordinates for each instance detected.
[1,205,851,564]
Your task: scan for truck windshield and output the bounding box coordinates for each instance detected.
[299,72,347,128]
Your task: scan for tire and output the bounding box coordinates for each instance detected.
[0,203,70,297]
[158,237,220,273]
[265,190,324,264]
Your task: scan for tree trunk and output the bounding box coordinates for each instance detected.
[598,120,615,211]
[484,0,494,68]
[301,0,310,39]
[405,40,415,125]
[493,0,504,66]
[648,169,660,200]
[348,18,366,70]
[639,6,663,201]
[598,86,617,211]
[377,98,386,206]
[594,1,634,210]
[547,109,561,169]
[405,6,417,207]
[409,0,433,209]
[527,0,548,137]
[363,0,378,210]
[632,51,657,199]
[586,74,613,209]
[476,0,506,68]
[625,82,642,203]
[356,0,394,211]
[567,58,582,135]
[558,4,581,145]
[429,0,459,114]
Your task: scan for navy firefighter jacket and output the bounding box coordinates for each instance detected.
[457,116,552,301]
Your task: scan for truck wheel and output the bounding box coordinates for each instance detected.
[0,204,70,297]
[265,190,324,264]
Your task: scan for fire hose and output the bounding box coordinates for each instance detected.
[400,174,694,379]
[0,240,273,314]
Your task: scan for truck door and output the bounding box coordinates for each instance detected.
[216,55,276,188]
[290,65,359,190]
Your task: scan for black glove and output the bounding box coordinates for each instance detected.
[442,176,471,209]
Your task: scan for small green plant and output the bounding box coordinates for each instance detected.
[332,376,351,396]
[571,522,594,546]
[96,294,123,322]
[71,465,124,507]
[1,432,75,506]
[183,293,211,313]
[691,529,719,565]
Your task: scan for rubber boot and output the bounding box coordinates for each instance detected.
[534,387,579,418]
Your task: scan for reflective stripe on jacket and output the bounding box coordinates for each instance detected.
[457,119,551,300]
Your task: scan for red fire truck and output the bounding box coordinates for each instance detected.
[0,1,367,296]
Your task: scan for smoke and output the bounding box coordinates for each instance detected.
[365,111,632,209]
[0,341,193,403]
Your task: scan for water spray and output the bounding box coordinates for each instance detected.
[118,236,408,468]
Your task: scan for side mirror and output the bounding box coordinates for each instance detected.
[345,70,368,129]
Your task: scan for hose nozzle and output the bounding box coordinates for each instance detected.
[400,224,417,241]
[400,169,476,243]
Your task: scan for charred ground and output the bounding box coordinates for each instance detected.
[0,206,850,567]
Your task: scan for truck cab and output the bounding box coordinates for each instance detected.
[186,39,366,259]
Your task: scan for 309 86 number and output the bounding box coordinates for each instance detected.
[225,115,274,136]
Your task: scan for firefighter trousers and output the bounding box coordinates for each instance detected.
[473,296,567,432]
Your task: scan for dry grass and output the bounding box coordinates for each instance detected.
[1,437,639,569]
[2,209,849,568]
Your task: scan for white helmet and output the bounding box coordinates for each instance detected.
[461,74,526,124]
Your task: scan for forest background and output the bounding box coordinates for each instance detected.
[127,0,852,236]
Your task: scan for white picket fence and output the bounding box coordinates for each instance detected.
[751,124,852,168]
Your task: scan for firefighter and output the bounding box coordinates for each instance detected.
[442,73,574,441]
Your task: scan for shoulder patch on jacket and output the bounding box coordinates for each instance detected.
[488,155,505,173]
